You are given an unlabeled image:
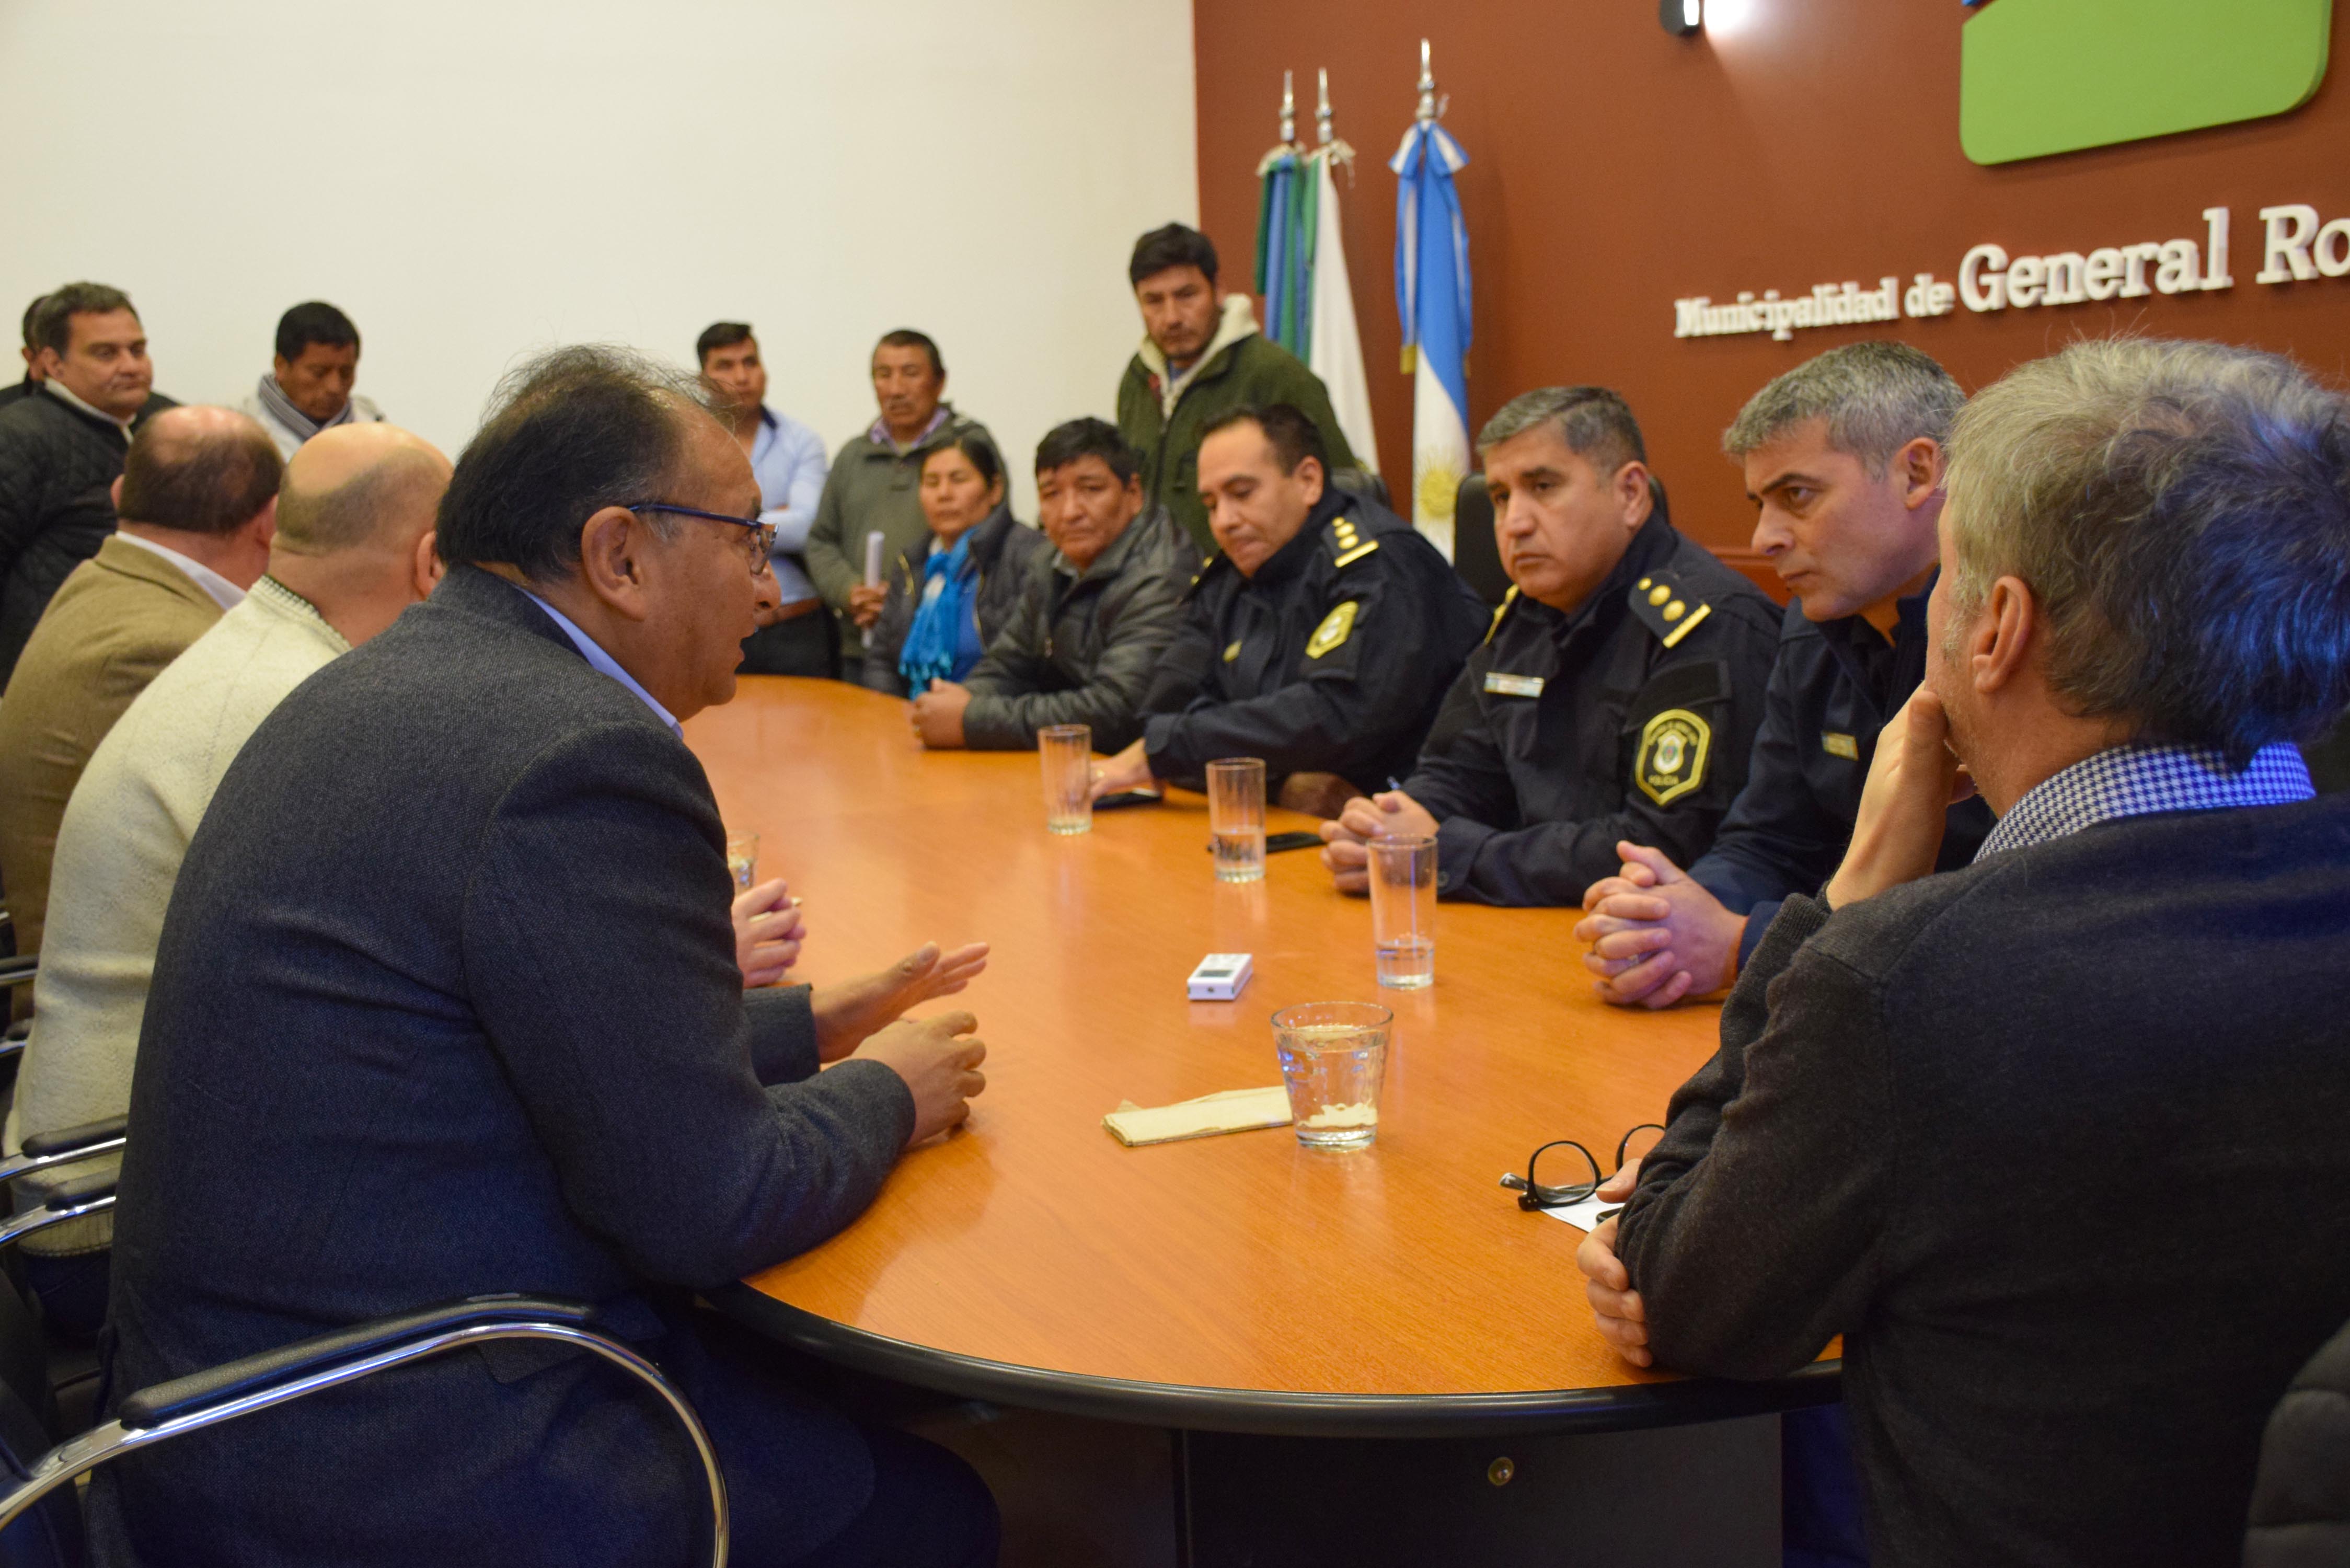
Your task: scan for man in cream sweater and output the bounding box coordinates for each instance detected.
[5,422,450,1333]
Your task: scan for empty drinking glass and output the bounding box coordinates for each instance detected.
[1206,758,1266,882]
[1368,834,1436,989]
[1040,724,1092,835]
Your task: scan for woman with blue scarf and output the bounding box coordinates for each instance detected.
[863,432,1045,697]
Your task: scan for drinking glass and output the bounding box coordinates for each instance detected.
[1367,835,1437,989]
[1039,724,1092,835]
[1206,758,1266,883]
[1272,1001,1394,1151]
[723,831,760,892]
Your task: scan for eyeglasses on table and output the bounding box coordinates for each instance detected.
[1499,1123,1664,1212]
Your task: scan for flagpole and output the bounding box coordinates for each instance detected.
[1304,68,1378,478]
[1392,38,1470,560]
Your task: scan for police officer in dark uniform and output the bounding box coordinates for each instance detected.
[1576,340,1996,1009]
[1320,387,1780,905]
[1089,403,1484,810]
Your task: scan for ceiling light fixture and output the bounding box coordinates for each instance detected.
[1661,0,1702,37]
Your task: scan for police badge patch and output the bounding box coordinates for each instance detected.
[1635,708,1712,806]
[1306,600,1360,659]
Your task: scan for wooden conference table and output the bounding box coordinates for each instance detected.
[696,678,1834,1442]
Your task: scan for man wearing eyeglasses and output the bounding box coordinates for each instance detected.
[89,347,1003,1568]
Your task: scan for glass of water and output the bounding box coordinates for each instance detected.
[1206,757,1266,882]
[1368,834,1436,989]
[723,830,760,892]
[1272,1001,1394,1151]
[1039,724,1092,835]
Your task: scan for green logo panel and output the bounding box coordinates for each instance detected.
[1961,0,2332,166]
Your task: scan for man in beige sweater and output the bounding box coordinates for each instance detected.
[0,408,281,987]
[6,422,448,1332]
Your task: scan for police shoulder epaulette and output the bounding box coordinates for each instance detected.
[1324,511,1380,569]
[1483,584,1520,645]
[1627,570,1713,649]
[1185,552,1232,601]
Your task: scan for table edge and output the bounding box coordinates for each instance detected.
[709,1284,1844,1439]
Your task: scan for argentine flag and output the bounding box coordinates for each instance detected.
[1390,119,1471,561]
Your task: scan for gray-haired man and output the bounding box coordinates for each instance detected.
[1319,386,1780,905]
[1576,342,1995,1006]
[1579,336,2350,1567]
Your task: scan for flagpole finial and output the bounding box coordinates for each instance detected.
[1280,70,1296,146]
[1316,67,1333,145]
[1415,39,1440,124]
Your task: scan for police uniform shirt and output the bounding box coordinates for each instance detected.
[1401,513,1782,906]
[1137,489,1488,792]
[1688,578,1996,964]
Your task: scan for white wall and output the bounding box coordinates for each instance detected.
[0,0,1199,514]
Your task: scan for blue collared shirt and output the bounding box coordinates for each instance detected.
[520,590,682,740]
[750,407,830,606]
[1977,742,2316,859]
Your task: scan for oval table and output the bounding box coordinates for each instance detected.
[693,678,1835,1565]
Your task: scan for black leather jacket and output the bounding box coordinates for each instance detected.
[960,505,1199,751]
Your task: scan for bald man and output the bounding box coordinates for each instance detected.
[3,423,447,1333]
[0,407,281,988]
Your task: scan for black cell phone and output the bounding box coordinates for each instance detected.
[1266,831,1322,854]
[1093,790,1161,811]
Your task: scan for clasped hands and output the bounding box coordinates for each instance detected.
[1576,689,1973,1009]
[908,679,971,749]
[1316,790,1440,892]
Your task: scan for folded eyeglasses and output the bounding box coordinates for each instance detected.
[1500,1123,1664,1212]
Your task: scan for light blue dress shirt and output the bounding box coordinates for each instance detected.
[751,407,830,606]
[521,590,682,739]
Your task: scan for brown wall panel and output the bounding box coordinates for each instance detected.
[1192,0,2350,555]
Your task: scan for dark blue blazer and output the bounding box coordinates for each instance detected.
[87,566,916,1566]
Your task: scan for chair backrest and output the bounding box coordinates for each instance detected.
[1451,474,1510,606]
[2244,1312,2350,1566]
[1326,466,1390,513]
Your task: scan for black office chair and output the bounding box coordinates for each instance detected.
[1451,474,1508,606]
[2244,1313,2350,1566]
[1326,465,1391,513]
[0,1121,733,1567]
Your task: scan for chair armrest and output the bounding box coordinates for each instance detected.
[19,1115,127,1162]
[0,1170,116,1248]
[0,1114,128,1193]
[0,1295,729,1564]
[0,956,31,990]
[119,1295,601,1429]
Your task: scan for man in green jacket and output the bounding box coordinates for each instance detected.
[1117,224,1356,556]
[803,328,994,682]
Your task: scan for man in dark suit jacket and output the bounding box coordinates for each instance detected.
[89,347,1000,1567]
[1576,338,2350,1567]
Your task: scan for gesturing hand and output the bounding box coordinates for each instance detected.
[811,941,991,1063]
[1576,1157,1651,1367]
[858,1011,988,1145]
[1824,688,1974,910]
[732,877,805,988]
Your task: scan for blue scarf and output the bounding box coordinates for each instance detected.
[898,529,978,689]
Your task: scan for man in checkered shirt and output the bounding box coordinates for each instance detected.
[1576,338,2350,1568]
